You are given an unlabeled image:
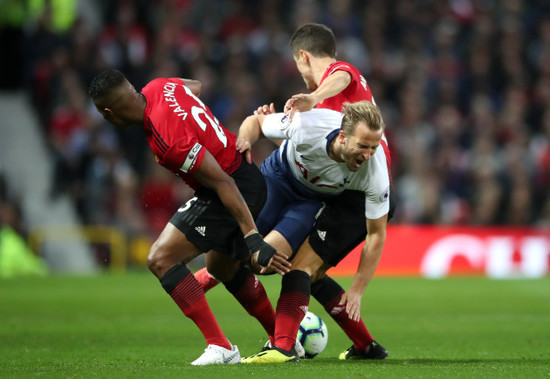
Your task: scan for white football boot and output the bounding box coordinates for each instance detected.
[190,344,241,366]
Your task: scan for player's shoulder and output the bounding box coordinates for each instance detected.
[143,77,183,92]
[144,77,167,88]
[141,78,166,97]
[296,108,343,121]
[293,109,343,131]
[328,61,359,75]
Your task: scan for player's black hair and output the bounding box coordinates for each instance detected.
[290,23,336,58]
[88,68,127,100]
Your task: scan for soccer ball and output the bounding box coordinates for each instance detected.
[296,311,328,358]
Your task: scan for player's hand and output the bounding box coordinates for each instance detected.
[245,232,291,275]
[247,253,279,275]
[236,138,252,164]
[283,94,317,121]
[254,103,276,116]
[338,290,363,322]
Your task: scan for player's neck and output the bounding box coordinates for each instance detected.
[312,57,337,86]
[127,93,147,125]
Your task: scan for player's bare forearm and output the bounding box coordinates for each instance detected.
[351,234,384,294]
[284,94,318,118]
[238,115,263,146]
[285,70,351,119]
[312,70,351,102]
[193,152,257,236]
[341,222,385,322]
[216,178,258,236]
[350,216,387,295]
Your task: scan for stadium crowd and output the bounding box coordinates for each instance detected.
[1,0,550,244]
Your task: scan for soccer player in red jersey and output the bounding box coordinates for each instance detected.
[285,23,375,118]
[88,69,291,365]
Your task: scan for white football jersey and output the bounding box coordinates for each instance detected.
[261,109,390,219]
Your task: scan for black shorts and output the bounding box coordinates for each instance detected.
[308,190,396,267]
[169,159,266,259]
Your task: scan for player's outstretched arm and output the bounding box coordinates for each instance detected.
[339,214,387,322]
[193,150,291,274]
[284,70,351,120]
[236,109,272,163]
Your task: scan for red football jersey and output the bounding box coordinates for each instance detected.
[141,78,241,190]
[315,61,374,111]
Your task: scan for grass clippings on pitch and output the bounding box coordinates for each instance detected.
[0,272,549,378]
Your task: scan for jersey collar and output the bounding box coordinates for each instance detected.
[325,129,340,155]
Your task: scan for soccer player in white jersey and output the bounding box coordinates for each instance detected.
[195,23,391,361]
[237,101,391,363]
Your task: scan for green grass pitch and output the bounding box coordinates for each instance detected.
[1,272,549,378]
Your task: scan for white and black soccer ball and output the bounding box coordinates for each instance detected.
[296,311,328,358]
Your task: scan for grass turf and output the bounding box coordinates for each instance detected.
[1,272,549,378]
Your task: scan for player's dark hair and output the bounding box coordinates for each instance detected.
[88,68,127,100]
[290,23,336,58]
[341,101,384,134]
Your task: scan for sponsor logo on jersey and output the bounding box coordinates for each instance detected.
[195,226,206,236]
[379,186,390,202]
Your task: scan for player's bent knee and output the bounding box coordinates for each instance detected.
[147,242,172,277]
[310,269,328,283]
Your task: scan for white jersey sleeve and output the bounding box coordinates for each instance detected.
[361,139,390,220]
[261,109,344,141]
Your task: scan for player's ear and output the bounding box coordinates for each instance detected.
[338,130,346,143]
[299,50,310,64]
[102,107,115,121]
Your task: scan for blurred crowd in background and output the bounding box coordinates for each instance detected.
[1,0,549,249]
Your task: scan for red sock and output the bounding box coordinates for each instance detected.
[161,264,231,350]
[274,270,311,350]
[312,275,373,351]
[224,267,275,342]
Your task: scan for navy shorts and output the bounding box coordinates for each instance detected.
[256,150,325,253]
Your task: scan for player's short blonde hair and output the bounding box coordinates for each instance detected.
[341,101,384,134]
